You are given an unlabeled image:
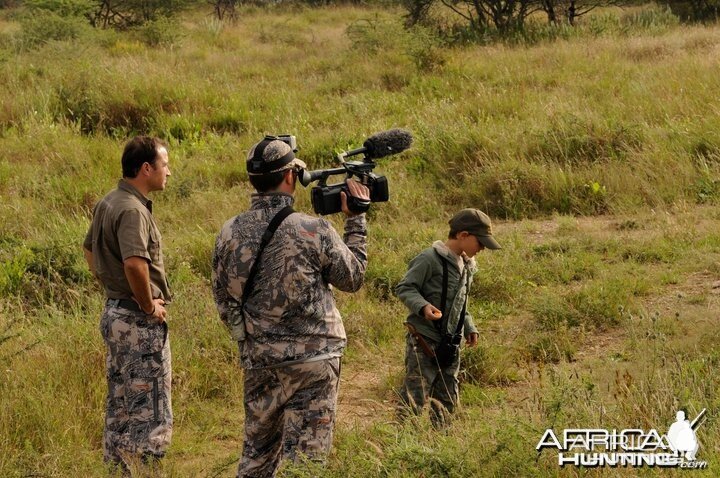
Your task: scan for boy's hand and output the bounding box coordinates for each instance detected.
[466,332,478,348]
[422,304,443,321]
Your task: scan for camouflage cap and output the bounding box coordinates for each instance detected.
[449,208,501,250]
[246,137,307,176]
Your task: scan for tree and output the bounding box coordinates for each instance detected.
[405,0,542,32]
[404,0,634,34]
[666,0,720,22]
[89,0,193,29]
[539,0,628,25]
[209,0,239,21]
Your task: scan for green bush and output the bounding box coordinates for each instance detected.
[621,4,680,32]
[0,246,33,295]
[346,16,404,54]
[405,26,446,72]
[53,71,156,135]
[460,344,519,385]
[527,117,643,165]
[134,17,184,47]
[24,0,95,17]
[566,278,644,329]
[531,290,580,330]
[693,161,720,204]
[156,114,203,142]
[527,330,577,364]
[18,10,88,49]
[668,0,720,23]
[347,17,446,71]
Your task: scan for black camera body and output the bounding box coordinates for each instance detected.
[298,128,412,215]
[310,172,389,216]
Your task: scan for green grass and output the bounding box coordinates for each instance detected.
[2,3,720,477]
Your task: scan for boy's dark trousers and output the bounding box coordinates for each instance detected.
[399,333,460,427]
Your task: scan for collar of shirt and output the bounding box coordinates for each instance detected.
[118,179,153,213]
[432,240,464,272]
[250,192,295,211]
[432,240,476,274]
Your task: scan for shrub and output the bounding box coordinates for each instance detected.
[0,246,33,295]
[527,331,577,363]
[566,278,644,329]
[693,160,720,204]
[53,72,155,135]
[156,114,203,142]
[461,344,519,385]
[621,4,680,32]
[18,10,88,49]
[133,16,184,47]
[89,0,195,29]
[24,0,95,17]
[347,16,406,54]
[531,290,581,330]
[405,25,446,71]
[668,0,720,23]
[527,117,643,165]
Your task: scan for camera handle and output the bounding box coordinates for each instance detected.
[314,170,370,214]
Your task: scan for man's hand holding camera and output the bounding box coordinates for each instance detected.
[340,179,370,217]
[298,129,412,216]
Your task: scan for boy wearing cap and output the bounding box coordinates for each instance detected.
[395,208,500,426]
[212,136,370,477]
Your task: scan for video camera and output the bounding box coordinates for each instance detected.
[295,129,413,215]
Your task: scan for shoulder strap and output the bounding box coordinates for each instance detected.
[433,250,449,334]
[240,206,295,312]
[454,298,467,336]
[453,269,472,336]
[433,250,470,337]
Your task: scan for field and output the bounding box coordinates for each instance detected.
[2,3,720,477]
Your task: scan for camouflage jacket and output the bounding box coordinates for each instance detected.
[212,193,367,369]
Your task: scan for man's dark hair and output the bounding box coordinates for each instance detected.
[122,136,166,178]
[249,170,289,193]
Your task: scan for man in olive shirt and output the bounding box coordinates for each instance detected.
[83,136,173,472]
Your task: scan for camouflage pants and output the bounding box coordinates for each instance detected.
[399,333,459,426]
[100,305,173,466]
[239,357,341,478]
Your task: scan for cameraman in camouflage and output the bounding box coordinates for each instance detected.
[212,136,369,478]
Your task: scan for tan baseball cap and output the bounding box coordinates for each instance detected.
[449,208,501,250]
[246,137,306,176]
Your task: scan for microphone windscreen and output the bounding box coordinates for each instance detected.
[363,129,413,159]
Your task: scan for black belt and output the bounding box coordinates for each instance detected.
[106,298,144,313]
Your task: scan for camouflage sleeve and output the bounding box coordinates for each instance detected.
[211,238,231,328]
[320,214,367,292]
[211,238,237,333]
[395,252,433,316]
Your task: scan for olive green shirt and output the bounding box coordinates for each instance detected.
[395,241,478,342]
[83,179,171,302]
